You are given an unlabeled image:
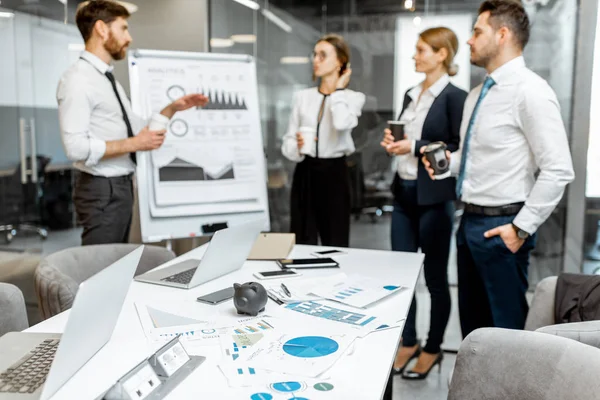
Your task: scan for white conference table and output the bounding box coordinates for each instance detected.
[27,244,424,400]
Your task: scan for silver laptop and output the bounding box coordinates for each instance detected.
[135,219,264,289]
[0,246,144,400]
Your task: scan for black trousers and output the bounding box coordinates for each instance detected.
[290,156,351,247]
[391,180,453,354]
[73,172,134,246]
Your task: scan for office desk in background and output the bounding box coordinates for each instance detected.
[26,245,424,399]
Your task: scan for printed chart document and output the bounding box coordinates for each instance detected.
[242,328,358,378]
[310,274,406,308]
[134,302,219,343]
[225,377,343,398]
[264,273,348,303]
[217,317,296,388]
[219,318,277,362]
[273,300,399,337]
[217,362,292,389]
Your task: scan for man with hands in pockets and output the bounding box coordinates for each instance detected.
[422,0,574,337]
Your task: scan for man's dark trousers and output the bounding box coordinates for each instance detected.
[74,171,134,245]
[457,212,536,338]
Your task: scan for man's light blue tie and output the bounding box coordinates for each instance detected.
[456,76,496,199]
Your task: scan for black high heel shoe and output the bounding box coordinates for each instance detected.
[401,352,443,380]
[392,344,422,375]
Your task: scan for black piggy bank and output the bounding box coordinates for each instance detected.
[233,282,268,316]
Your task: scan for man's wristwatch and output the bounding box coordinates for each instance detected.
[512,223,530,240]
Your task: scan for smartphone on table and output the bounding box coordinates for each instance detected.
[253,269,301,280]
[196,287,235,305]
[311,249,347,258]
[276,258,339,269]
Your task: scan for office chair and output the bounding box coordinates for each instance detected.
[0,155,50,243]
[355,151,394,223]
[349,107,394,223]
[0,283,29,336]
[35,244,175,319]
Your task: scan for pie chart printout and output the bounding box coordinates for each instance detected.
[282,336,339,358]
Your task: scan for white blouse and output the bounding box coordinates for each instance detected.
[395,74,450,180]
[281,87,366,162]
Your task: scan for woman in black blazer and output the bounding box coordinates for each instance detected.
[381,27,467,380]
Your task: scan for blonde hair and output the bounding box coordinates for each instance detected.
[419,27,459,76]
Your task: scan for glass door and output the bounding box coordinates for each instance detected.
[0,9,81,251]
[0,10,46,250]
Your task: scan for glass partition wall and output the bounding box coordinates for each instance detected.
[0,4,82,252]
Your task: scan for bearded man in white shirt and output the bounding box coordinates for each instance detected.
[57,0,208,245]
[423,0,574,337]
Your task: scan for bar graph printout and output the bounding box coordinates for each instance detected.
[310,275,405,308]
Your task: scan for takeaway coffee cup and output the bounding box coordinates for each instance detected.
[299,126,317,156]
[387,120,406,141]
[148,114,170,131]
[424,141,451,180]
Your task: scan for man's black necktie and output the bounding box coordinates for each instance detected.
[105,71,136,165]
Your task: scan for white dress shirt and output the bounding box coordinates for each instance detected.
[450,56,575,234]
[396,74,450,180]
[57,51,167,177]
[281,87,366,162]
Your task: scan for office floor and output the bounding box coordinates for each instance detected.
[351,213,458,400]
[2,215,457,399]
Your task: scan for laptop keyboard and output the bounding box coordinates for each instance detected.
[0,339,59,394]
[160,267,197,284]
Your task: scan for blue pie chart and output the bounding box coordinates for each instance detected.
[283,336,339,358]
[271,381,303,392]
[250,394,273,400]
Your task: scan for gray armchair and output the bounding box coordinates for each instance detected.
[449,276,600,400]
[0,252,42,326]
[525,275,600,348]
[448,328,600,400]
[0,283,28,336]
[523,275,557,331]
[34,244,175,320]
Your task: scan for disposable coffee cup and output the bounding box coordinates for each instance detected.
[299,126,316,156]
[388,120,406,141]
[424,141,451,180]
[148,114,169,131]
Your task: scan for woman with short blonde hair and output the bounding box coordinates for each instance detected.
[381,26,467,380]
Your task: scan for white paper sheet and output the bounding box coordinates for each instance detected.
[134,302,219,343]
[241,328,358,378]
[217,318,278,362]
[310,275,406,308]
[264,273,348,303]
[225,379,347,400]
[270,300,399,337]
